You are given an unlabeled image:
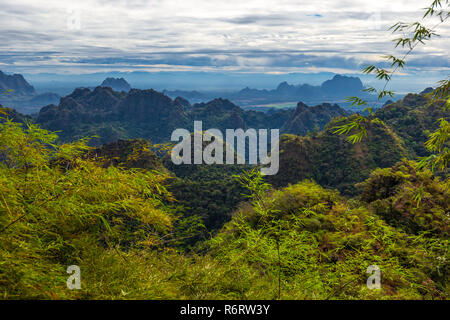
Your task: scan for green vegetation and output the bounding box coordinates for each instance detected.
[0,119,175,298]
[209,170,448,299]
[0,116,447,299]
[269,112,410,195]
[357,160,449,237]
[269,92,448,196]
[375,93,448,157]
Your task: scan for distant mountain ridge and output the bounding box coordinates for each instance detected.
[32,87,446,198]
[6,83,446,196]
[164,75,375,108]
[237,75,364,101]
[36,86,188,144]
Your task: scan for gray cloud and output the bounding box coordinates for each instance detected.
[0,0,447,77]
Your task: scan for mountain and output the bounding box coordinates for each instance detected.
[35,86,350,145]
[0,70,35,96]
[36,88,445,241]
[0,71,60,114]
[100,77,131,92]
[375,93,449,157]
[320,74,364,96]
[174,96,191,108]
[268,116,410,195]
[231,75,370,106]
[282,102,347,135]
[55,89,439,198]
[189,98,246,130]
[28,92,60,107]
[163,89,207,104]
[40,90,445,235]
[0,73,377,114]
[36,86,189,144]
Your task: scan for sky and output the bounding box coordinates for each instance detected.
[0,0,449,91]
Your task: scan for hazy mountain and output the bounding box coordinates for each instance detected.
[28,92,60,107]
[0,70,35,96]
[0,71,60,114]
[164,75,378,108]
[1,72,382,114]
[100,77,131,92]
[320,74,364,96]
[230,75,369,106]
[163,89,207,103]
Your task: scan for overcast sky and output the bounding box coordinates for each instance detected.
[0,0,449,78]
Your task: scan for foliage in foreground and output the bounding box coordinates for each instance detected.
[0,119,175,298]
[209,169,448,299]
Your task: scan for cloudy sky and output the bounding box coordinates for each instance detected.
[0,0,449,87]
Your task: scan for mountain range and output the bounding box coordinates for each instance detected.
[0,70,386,114]
[164,75,384,108]
[34,86,347,145]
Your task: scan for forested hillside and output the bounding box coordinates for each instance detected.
[376,93,449,156]
[269,93,448,194]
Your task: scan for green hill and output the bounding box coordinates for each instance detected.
[269,115,410,195]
